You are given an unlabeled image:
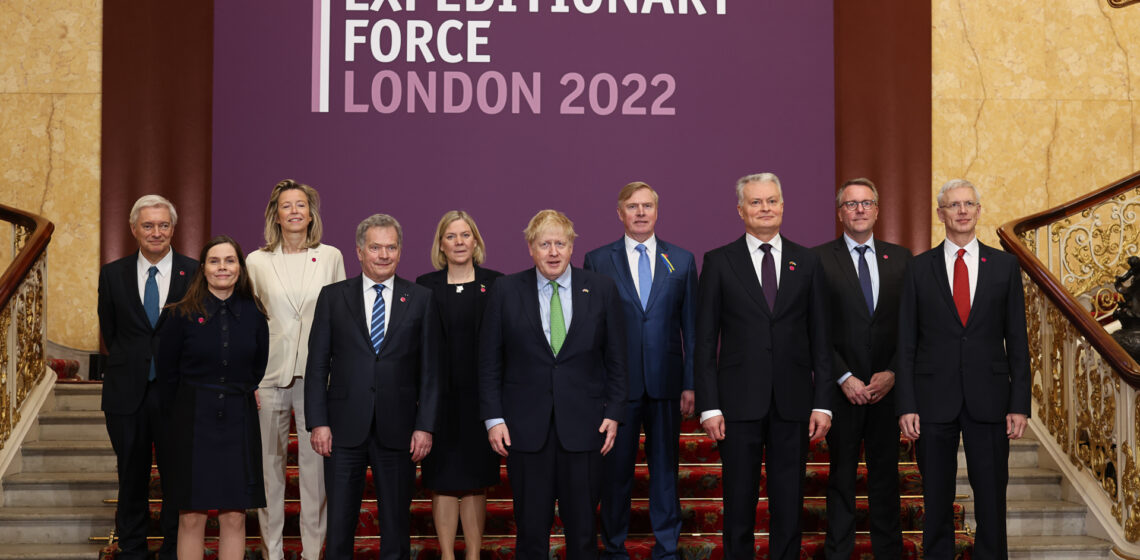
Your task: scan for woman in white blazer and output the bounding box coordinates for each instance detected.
[247,180,345,560]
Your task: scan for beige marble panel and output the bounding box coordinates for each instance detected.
[934,0,1049,101]
[0,94,52,211]
[1045,0,1131,100]
[1104,5,1140,101]
[0,0,101,94]
[1045,100,1134,207]
[932,98,1055,249]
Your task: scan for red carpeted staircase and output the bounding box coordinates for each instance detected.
[100,417,974,558]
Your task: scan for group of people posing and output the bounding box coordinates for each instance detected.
[98,172,1029,560]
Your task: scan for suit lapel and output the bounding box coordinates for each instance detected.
[929,242,961,324]
[342,276,371,346]
[562,270,589,353]
[268,248,303,314]
[644,240,671,312]
[967,243,995,329]
[120,256,150,328]
[831,239,871,321]
[160,255,193,328]
[608,240,639,313]
[381,277,411,352]
[726,236,770,314]
[520,269,547,351]
[300,245,322,306]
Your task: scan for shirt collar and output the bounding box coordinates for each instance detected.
[624,234,657,254]
[843,233,876,254]
[745,232,782,254]
[363,274,395,295]
[536,266,573,290]
[137,249,173,277]
[943,236,979,258]
[204,292,242,321]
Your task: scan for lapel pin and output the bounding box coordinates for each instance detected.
[400,295,407,303]
[582,288,589,293]
[981,257,987,263]
[179,270,185,276]
[788,260,797,271]
[312,257,317,262]
[882,254,889,260]
[480,284,486,293]
[660,253,675,273]
[197,317,204,324]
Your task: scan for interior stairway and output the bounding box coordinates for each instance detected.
[0,382,1113,559]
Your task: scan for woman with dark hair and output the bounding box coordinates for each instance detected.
[158,235,269,560]
[246,179,344,560]
[416,210,503,560]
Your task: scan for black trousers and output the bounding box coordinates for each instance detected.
[507,421,603,560]
[104,379,178,560]
[324,429,415,560]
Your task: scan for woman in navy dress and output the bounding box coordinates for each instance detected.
[158,235,269,560]
[416,211,502,560]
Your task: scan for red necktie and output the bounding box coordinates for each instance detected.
[953,248,970,325]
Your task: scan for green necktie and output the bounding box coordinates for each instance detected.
[549,280,566,355]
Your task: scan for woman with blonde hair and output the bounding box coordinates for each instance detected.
[246,179,345,560]
[416,210,503,560]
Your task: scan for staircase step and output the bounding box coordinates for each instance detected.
[1007,535,1114,559]
[20,440,116,473]
[961,499,1089,537]
[0,506,114,544]
[36,411,108,441]
[52,383,103,412]
[954,437,1040,469]
[2,472,117,507]
[956,467,1061,501]
[0,543,108,560]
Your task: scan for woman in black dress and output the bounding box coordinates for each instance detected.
[158,235,268,560]
[416,211,503,560]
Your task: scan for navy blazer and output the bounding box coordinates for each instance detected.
[583,238,697,400]
[98,250,198,414]
[304,275,442,450]
[693,235,834,421]
[895,242,1031,423]
[478,267,628,453]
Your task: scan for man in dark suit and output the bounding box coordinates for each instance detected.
[583,182,697,559]
[305,213,442,560]
[694,172,834,560]
[814,178,910,559]
[98,195,196,560]
[479,209,628,559]
[896,179,1030,560]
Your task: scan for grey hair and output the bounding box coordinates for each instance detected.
[129,194,178,226]
[735,173,783,205]
[835,178,879,208]
[355,214,403,248]
[937,179,981,207]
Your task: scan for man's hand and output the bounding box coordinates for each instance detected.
[701,414,725,441]
[840,376,872,405]
[1006,413,1028,440]
[680,390,695,417]
[488,423,511,457]
[899,413,921,440]
[599,419,619,455]
[311,426,332,457]
[410,430,433,462]
[807,411,831,442]
[865,371,895,404]
[255,389,262,411]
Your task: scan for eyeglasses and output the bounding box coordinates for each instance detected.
[841,200,876,211]
[939,201,979,211]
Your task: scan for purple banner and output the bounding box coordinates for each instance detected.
[212,0,835,276]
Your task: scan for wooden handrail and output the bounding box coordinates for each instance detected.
[997,169,1140,386]
[0,203,54,312]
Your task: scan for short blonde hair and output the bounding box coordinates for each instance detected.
[430,210,487,270]
[524,209,577,245]
[261,179,324,252]
[617,181,659,208]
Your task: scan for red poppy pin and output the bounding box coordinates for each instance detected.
[400,296,407,303]
[981,257,987,263]
[312,257,317,262]
[197,317,204,324]
[788,260,797,271]
[882,254,889,260]
[480,284,486,293]
[179,270,185,276]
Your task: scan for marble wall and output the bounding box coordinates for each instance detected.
[0,0,102,351]
[932,0,1140,248]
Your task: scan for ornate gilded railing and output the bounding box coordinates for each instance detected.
[0,203,52,450]
[998,170,1140,556]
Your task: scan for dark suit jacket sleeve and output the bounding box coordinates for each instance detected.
[97,265,117,350]
[414,294,443,433]
[601,278,628,421]
[478,279,506,422]
[693,251,722,413]
[808,254,835,409]
[1004,258,1032,417]
[304,285,335,431]
[895,261,919,416]
[681,253,698,392]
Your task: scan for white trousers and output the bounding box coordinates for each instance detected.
[257,379,327,560]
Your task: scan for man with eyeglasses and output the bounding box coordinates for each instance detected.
[895,179,1030,560]
[814,178,911,559]
[98,195,197,559]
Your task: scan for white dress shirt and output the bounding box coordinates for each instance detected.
[625,234,656,302]
[362,274,394,335]
[136,249,174,308]
[943,237,979,304]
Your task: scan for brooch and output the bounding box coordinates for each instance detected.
[660,253,675,273]
[788,260,797,272]
[456,285,464,293]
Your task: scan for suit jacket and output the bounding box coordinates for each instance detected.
[583,238,696,400]
[478,267,628,453]
[98,250,198,414]
[895,242,1031,423]
[304,275,442,450]
[416,265,503,394]
[814,237,912,394]
[693,235,833,422]
[246,243,346,387]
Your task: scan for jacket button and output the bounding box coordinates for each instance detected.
[217,393,224,400]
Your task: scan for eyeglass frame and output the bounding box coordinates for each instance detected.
[840,200,877,211]
[938,201,980,211]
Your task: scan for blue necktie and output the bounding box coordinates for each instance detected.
[370,284,386,354]
[144,266,159,381]
[760,243,777,310]
[636,243,651,310]
[856,245,874,314]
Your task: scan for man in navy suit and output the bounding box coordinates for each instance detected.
[99,195,196,560]
[479,209,628,559]
[896,179,1030,560]
[694,173,833,560]
[583,182,697,559]
[305,214,442,560]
